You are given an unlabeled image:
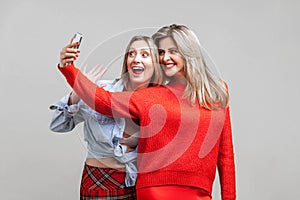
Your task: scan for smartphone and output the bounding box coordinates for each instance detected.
[72,32,83,49]
[68,32,83,64]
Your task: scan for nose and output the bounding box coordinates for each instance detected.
[133,53,142,63]
[162,52,171,62]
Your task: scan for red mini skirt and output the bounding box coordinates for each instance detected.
[80,163,136,199]
[136,185,212,200]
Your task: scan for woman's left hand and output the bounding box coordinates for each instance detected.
[82,64,108,83]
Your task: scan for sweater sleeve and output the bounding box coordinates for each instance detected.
[217,106,236,200]
[58,64,140,120]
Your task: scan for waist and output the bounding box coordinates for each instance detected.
[86,158,126,169]
[136,170,214,194]
[86,143,136,159]
[136,185,211,200]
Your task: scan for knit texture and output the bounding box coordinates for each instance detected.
[59,64,236,200]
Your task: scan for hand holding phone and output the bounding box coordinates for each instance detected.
[67,32,83,65]
[72,32,83,49]
[59,32,84,67]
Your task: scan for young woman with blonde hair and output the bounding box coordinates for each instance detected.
[50,35,163,200]
[56,24,236,200]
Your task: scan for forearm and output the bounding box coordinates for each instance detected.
[68,91,80,105]
[58,64,139,119]
[218,107,236,200]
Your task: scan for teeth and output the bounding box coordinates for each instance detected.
[165,63,175,68]
[133,66,143,69]
[132,67,144,73]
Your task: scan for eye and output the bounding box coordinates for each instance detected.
[158,49,165,56]
[128,51,136,57]
[169,49,178,54]
[142,51,150,57]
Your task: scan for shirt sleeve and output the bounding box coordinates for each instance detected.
[49,93,85,132]
[217,106,236,200]
[58,64,141,120]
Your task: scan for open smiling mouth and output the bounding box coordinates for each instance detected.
[165,63,176,68]
[132,67,144,74]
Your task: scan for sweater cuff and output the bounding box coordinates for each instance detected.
[58,63,80,88]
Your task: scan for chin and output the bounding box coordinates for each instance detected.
[164,68,176,77]
[164,71,176,77]
[131,80,143,86]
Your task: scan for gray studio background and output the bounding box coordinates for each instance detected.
[1,0,299,199]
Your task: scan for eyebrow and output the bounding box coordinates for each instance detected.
[129,48,150,51]
[158,47,177,51]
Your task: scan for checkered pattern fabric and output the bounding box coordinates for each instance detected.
[80,164,136,200]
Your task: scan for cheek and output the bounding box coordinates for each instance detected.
[145,65,155,77]
[179,56,186,64]
[126,62,131,71]
[148,68,155,76]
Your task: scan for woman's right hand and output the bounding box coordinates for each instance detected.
[59,39,81,68]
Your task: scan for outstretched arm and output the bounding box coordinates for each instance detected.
[58,63,141,120]
[59,39,107,105]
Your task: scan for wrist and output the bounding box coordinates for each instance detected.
[58,63,64,68]
[68,91,80,105]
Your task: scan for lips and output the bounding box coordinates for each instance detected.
[164,62,176,69]
[132,66,144,74]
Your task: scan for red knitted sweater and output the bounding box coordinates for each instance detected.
[59,64,236,200]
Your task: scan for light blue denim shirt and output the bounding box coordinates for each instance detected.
[49,79,137,186]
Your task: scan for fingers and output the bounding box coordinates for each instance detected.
[98,83,107,88]
[98,67,108,78]
[82,64,88,74]
[89,64,101,74]
[60,58,74,66]
[87,64,106,76]
[67,41,81,49]
[58,36,81,68]
[100,66,108,76]
[59,51,78,66]
[60,51,78,59]
[81,64,108,83]
[92,64,108,78]
[90,64,108,75]
[63,45,81,54]
[59,44,81,67]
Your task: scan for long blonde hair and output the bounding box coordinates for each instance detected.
[152,24,228,109]
[121,35,164,90]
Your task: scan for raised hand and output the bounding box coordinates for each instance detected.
[68,64,108,105]
[82,64,108,84]
[59,37,81,68]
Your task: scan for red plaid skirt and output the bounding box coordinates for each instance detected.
[80,163,136,200]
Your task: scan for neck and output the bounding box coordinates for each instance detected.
[171,76,187,85]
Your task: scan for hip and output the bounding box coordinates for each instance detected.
[136,185,211,200]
